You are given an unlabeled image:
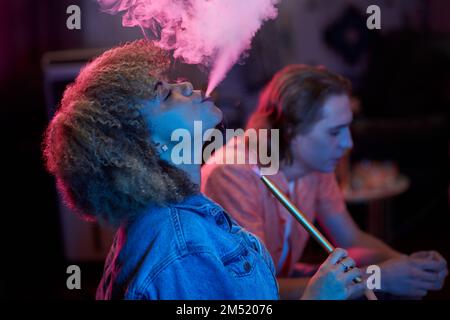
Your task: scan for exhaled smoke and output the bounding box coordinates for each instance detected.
[97,0,280,96]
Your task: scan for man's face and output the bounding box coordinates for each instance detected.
[291,94,353,173]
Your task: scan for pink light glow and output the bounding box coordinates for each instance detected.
[97,0,280,96]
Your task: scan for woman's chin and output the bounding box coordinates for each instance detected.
[209,105,223,125]
[198,103,223,130]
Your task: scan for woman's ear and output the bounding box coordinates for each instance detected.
[151,136,169,155]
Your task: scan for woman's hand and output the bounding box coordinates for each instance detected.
[380,251,448,298]
[301,248,365,300]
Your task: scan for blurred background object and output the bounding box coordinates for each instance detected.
[341,160,409,241]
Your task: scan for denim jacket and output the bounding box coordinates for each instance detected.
[96,194,279,299]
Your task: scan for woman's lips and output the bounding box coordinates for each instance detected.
[201,96,213,103]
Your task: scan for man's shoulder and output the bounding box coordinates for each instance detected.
[202,160,253,179]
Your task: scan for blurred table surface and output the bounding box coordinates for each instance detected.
[343,175,410,242]
[343,175,410,203]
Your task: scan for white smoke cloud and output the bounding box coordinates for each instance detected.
[97,0,280,95]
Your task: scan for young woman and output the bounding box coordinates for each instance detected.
[43,41,365,299]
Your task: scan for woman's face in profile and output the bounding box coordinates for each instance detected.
[142,81,223,146]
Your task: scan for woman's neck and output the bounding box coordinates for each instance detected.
[178,163,201,185]
[159,148,201,185]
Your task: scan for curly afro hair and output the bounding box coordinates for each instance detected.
[43,40,198,227]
